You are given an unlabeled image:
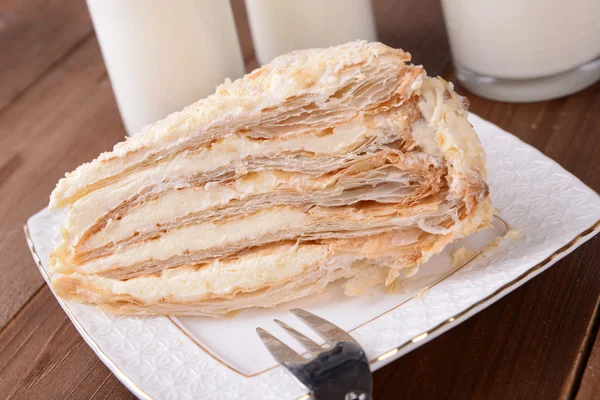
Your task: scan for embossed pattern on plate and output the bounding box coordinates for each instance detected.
[25,114,600,400]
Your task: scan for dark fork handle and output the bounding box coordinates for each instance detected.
[284,342,372,400]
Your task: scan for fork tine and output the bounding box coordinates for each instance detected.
[290,308,358,345]
[274,319,323,355]
[256,327,305,364]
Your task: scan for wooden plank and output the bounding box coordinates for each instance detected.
[0,36,126,328]
[577,312,600,400]
[0,286,135,400]
[0,0,93,112]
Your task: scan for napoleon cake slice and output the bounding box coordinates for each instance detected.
[49,41,492,316]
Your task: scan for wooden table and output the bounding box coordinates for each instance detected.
[1,1,599,399]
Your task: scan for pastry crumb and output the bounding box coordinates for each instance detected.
[486,237,503,250]
[386,268,400,286]
[451,247,477,268]
[344,266,387,296]
[403,264,420,278]
[507,228,522,239]
[224,310,240,319]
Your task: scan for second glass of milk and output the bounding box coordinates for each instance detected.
[441,0,600,102]
[245,0,377,65]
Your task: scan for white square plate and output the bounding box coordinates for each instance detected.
[25,114,600,400]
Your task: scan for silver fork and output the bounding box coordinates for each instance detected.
[256,308,372,400]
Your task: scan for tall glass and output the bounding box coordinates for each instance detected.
[441,0,600,102]
[245,0,377,65]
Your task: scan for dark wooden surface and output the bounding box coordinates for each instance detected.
[1,1,599,399]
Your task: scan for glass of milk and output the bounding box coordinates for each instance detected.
[441,0,600,102]
[87,0,245,135]
[245,0,377,65]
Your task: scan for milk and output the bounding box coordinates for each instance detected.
[245,0,377,65]
[441,0,600,101]
[87,0,245,135]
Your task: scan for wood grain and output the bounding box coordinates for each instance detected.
[577,312,600,400]
[0,0,599,399]
[0,286,135,400]
[0,32,126,327]
[0,0,93,113]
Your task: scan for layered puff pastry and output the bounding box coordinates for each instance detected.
[49,41,492,317]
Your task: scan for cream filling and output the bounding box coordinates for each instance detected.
[77,167,421,252]
[63,114,404,240]
[59,203,453,276]
[54,109,409,210]
[80,171,284,249]
[55,242,330,303]
[54,200,493,308]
